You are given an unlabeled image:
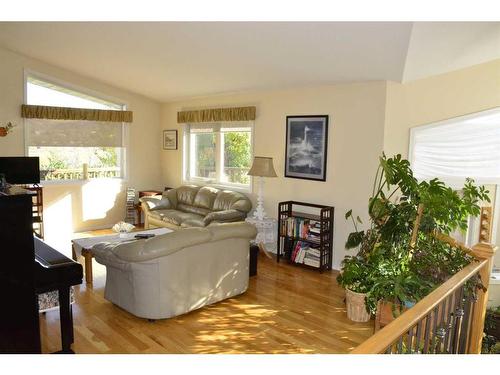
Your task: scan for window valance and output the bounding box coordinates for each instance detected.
[177,106,256,123]
[21,104,133,123]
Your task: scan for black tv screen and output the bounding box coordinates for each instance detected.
[0,157,40,184]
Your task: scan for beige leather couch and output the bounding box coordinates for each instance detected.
[140,185,252,230]
[92,222,257,320]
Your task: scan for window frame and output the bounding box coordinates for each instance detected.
[182,122,254,193]
[23,70,129,185]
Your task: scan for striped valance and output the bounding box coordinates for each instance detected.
[21,104,133,123]
[177,106,256,123]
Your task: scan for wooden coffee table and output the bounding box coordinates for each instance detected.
[72,227,172,284]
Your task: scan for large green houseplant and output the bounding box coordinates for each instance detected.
[337,154,489,322]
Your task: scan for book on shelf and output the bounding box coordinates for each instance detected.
[289,240,321,267]
[303,257,320,268]
[281,217,321,240]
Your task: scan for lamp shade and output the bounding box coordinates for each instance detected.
[247,157,277,177]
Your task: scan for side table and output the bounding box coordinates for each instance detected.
[245,217,278,254]
[135,190,163,225]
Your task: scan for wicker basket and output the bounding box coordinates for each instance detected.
[345,289,371,322]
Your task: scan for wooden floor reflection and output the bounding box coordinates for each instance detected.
[40,253,373,353]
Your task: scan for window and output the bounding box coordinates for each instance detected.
[25,74,126,181]
[409,108,500,188]
[409,108,500,247]
[184,122,253,190]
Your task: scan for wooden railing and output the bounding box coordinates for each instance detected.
[41,166,121,180]
[351,241,497,354]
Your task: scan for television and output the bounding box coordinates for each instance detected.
[0,157,40,184]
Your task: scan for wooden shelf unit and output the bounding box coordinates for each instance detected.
[277,201,334,272]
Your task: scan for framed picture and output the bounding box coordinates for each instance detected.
[163,130,178,150]
[285,115,329,181]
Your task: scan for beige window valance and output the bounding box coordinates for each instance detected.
[21,104,133,123]
[177,106,256,123]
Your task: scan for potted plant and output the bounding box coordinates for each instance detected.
[338,154,489,325]
[337,254,372,322]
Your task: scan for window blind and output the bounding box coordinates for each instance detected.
[186,121,253,134]
[26,118,123,148]
[410,108,500,188]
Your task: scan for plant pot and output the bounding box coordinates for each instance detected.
[345,289,371,322]
[375,300,408,331]
[0,128,7,137]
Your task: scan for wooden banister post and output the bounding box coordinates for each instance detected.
[409,203,424,255]
[468,242,497,353]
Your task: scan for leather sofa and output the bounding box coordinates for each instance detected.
[92,222,257,320]
[140,185,252,230]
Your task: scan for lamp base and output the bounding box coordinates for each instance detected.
[252,176,267,221]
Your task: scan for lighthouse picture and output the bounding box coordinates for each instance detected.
[285,115,328,181]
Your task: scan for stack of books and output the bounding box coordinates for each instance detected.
[125,188,136,224]
[290,241,321,268]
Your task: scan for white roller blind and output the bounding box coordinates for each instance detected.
[410,108,500,188]
[27,118,123,147]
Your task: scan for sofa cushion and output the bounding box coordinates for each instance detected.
[159,210,205,226]
[193,186,219,210]
[152,191,172,211]
[203,209,246,225]
[148,209,174,221]
[176,185,200,206]
[180,218,206,228]
[165,189,178,209]
[177,204,211,217]
[213,190,249,212]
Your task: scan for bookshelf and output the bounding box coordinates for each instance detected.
[277,201,334,272]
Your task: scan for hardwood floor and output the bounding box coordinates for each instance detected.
[40,249,373,353]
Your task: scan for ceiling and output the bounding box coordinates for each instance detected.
[0,22,498,102]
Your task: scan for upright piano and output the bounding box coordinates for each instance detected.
[0,186,82,353]
[35,237,83,353]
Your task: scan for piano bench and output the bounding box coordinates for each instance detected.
[38,288,75,312]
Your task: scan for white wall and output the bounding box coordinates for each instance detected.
[161,82,387,269]
[0,46,163,255]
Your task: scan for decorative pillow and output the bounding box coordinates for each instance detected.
[152,196,171,211]
[141,195,171,211]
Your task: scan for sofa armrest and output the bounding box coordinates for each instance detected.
[140,196,170,212]
[203,209,246,225]
[92,241,136,270]
[95,228,212,263]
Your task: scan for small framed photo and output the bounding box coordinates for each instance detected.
[285,115,329,181]
[163,130,178,150]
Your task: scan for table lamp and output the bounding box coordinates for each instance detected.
[247,156,277,221]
